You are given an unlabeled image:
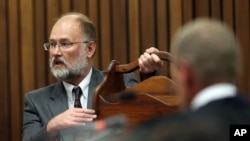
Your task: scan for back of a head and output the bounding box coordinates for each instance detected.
[172,18,241,85]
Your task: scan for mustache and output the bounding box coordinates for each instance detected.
[50,57,66,66]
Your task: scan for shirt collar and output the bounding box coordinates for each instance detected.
[190,83,237,110]
[63,68,93,100]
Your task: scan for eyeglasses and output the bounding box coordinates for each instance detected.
[43,41,89,51]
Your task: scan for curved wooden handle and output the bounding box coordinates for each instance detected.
[115,51,175,73]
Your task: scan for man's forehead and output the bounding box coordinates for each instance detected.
[55,16,80,28]
[50,20,81,35]
[49,30,82,41]
[58,14,79,21]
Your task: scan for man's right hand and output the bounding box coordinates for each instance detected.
[46,108,97,133]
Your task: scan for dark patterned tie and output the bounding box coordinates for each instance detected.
[72,86,82,108]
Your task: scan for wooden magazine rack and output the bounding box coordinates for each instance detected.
[92,51,180,127]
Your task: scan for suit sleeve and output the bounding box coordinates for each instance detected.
[123,72,139,87]
[123,71,159,87]
[22,94,52,141]
[140,71,159,81]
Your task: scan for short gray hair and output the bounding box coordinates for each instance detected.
[172,18,241,84]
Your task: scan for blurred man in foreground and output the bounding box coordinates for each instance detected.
[122,18,250,141]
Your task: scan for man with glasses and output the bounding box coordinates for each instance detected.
[22,12,162,141]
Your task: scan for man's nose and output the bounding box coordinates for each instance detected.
[51,45,62,55]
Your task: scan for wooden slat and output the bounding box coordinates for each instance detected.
[88,0,100,68]
[61,0,71,14]
[88,0,98,27]
[156,0,168,52]
[140,0,156,52]
[182,0,193,24]
[34,0,47,88]
[46,0,60,84]
[156,0,168,76]
[211,0,222,19]
[8,0,21,140]
[235,0,250,95]
[20,0,35,93]
[0,0,10,140]
[169,0,182,49]
[72,0,88,15]
[112,0,128,64]
[194,0,210,17]
[128,0,140,62]
[222,0,234,29]
[100,0,111,69]
[169,0,182,78]
[127,0,140,78]
[46,0,60,32]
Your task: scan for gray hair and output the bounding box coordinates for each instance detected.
[172,18,241,84]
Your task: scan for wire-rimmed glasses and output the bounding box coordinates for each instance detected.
[43,41,89,51]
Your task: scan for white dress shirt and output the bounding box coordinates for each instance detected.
[63,68,93,108]
[190,83,237,111]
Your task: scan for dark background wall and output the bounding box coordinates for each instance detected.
[0,0,249,140]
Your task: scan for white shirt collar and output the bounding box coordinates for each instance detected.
[190,83,237,110]
[63,68,93,108]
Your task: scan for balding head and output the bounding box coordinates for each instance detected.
[172,18,241,85]
[55,12,97,42]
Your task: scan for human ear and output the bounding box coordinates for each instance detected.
[178,61,194,88]
[86,41,96,58]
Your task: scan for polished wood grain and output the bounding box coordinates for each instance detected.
[93,51,180,127]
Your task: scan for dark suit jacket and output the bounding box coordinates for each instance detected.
[22,68,138,141]
[124,93,250,141]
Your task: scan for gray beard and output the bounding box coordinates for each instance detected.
[51,67,83,81]
[49,54,88,81]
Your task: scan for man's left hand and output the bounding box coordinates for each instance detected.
[138,47,162,74]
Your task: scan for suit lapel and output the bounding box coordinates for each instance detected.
[44,72,104,140]
[48,82,68,117]
[46,68,104,113]
[87,68,104,108]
